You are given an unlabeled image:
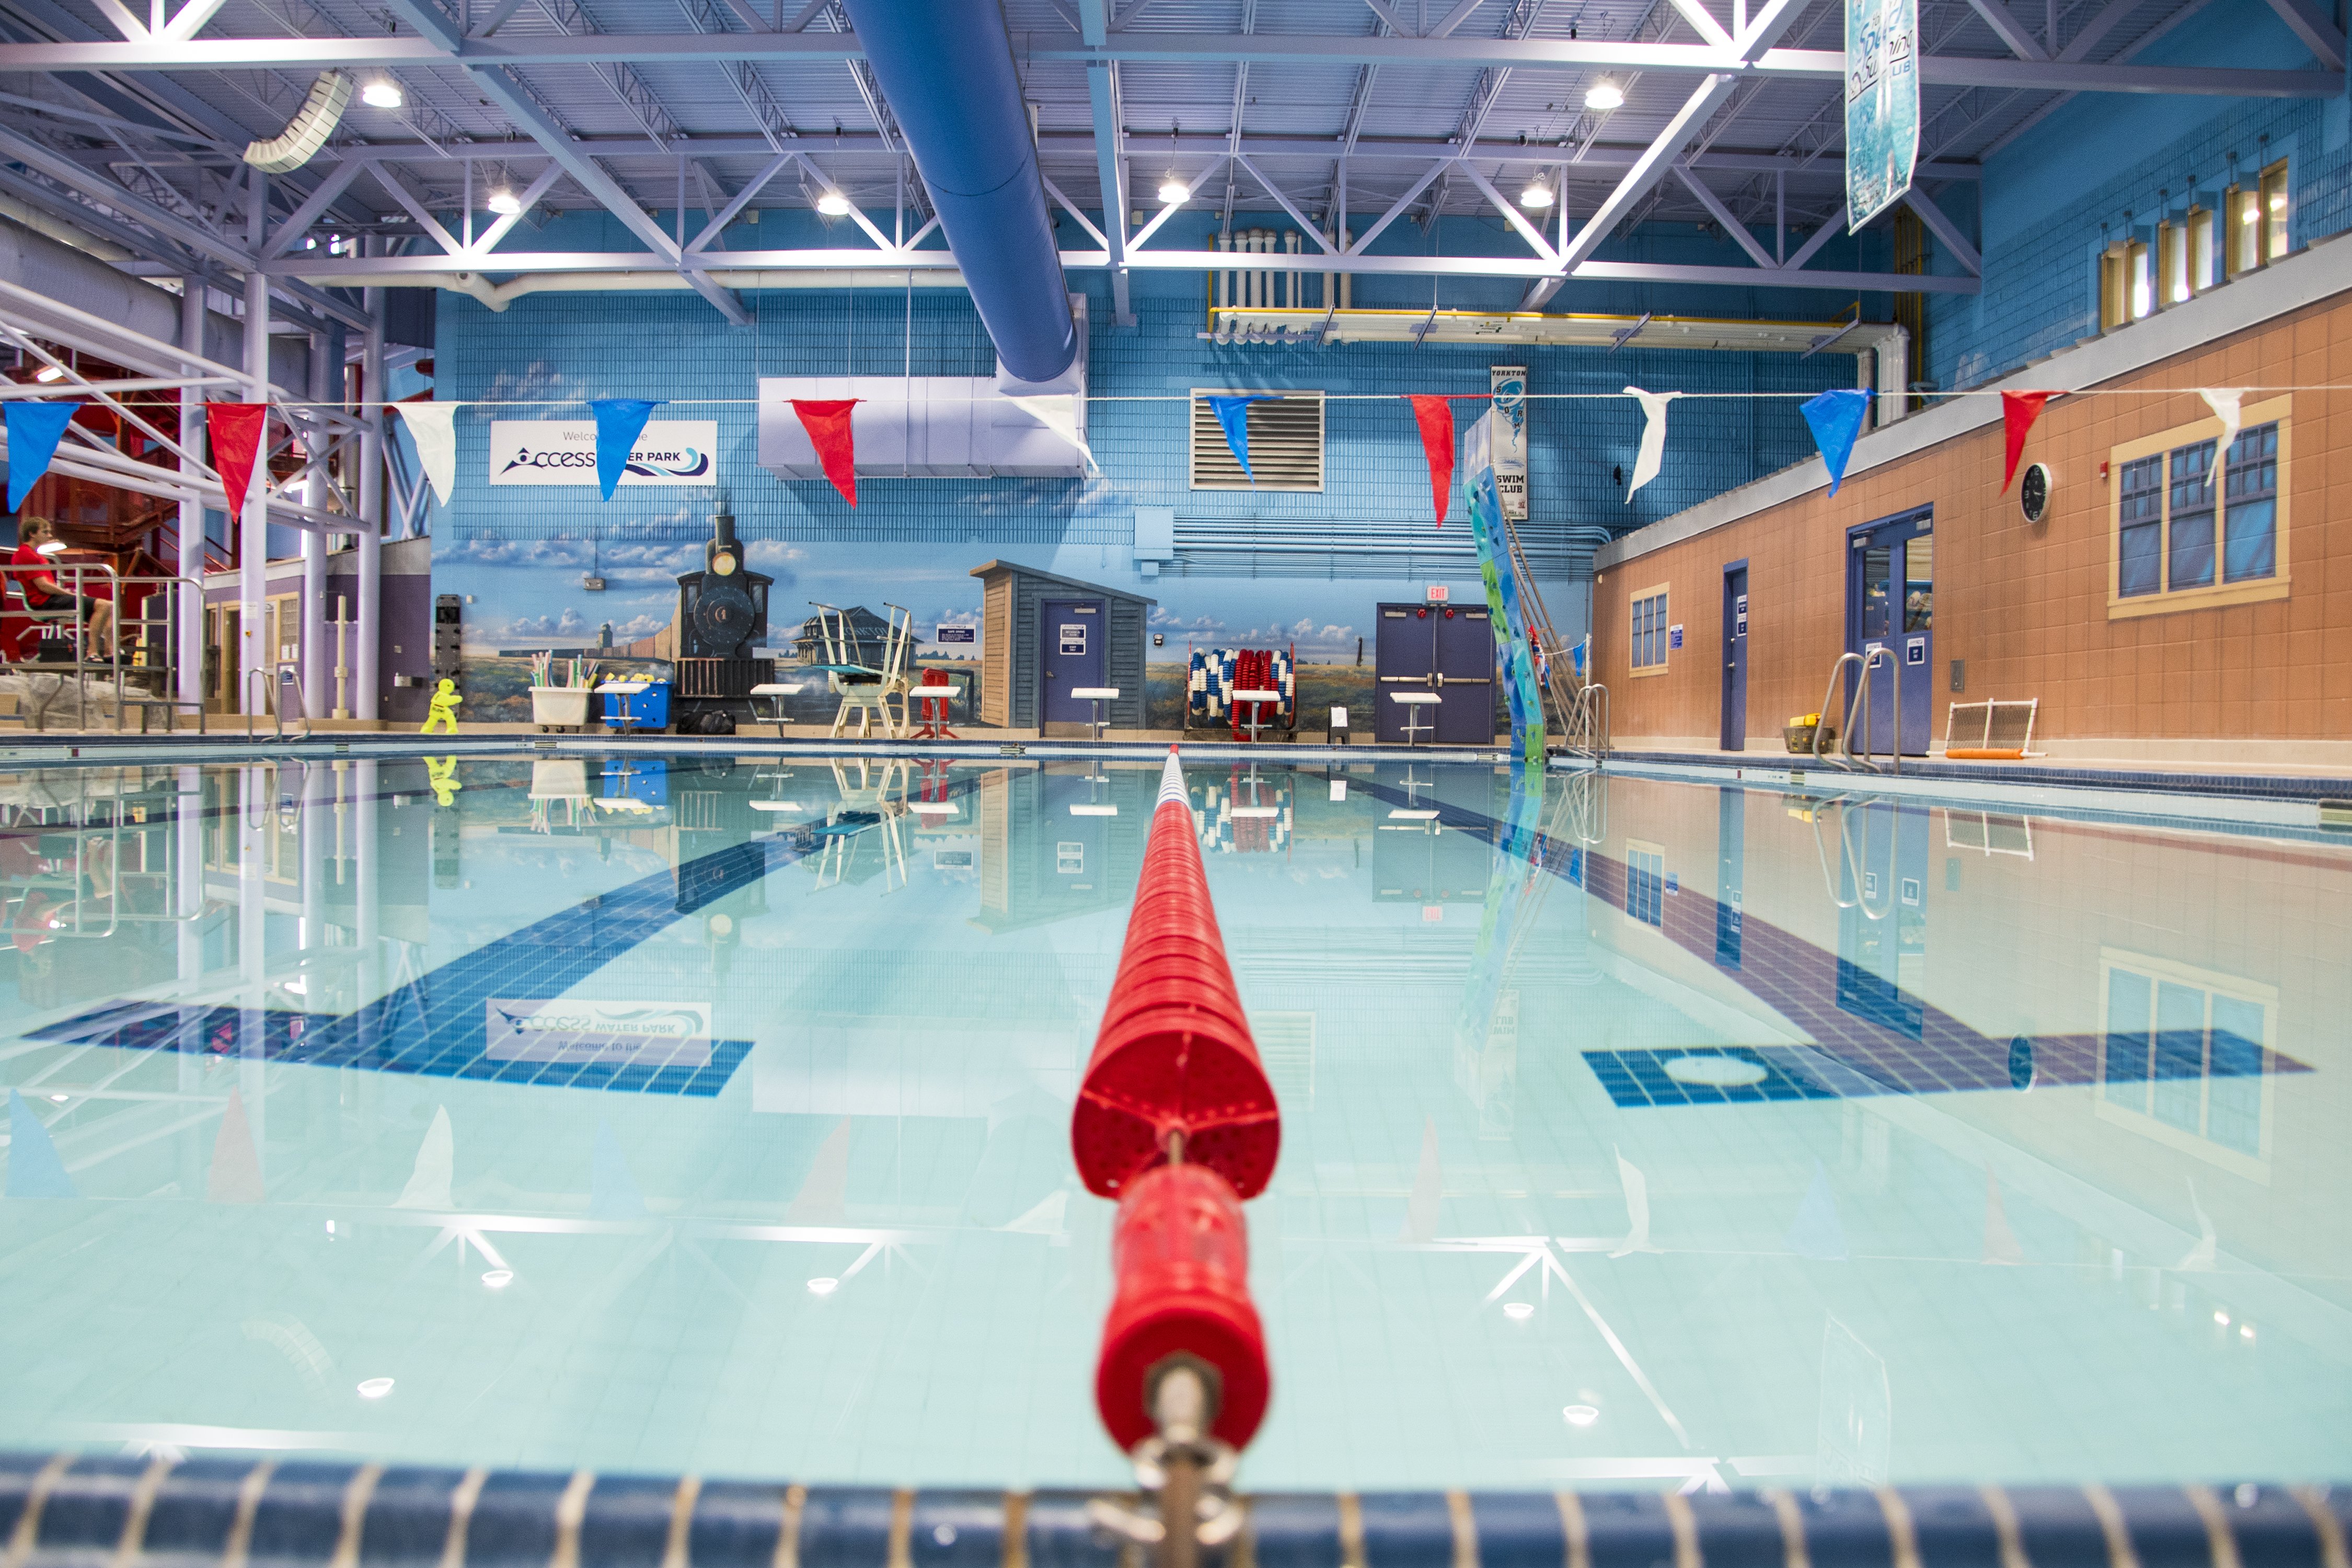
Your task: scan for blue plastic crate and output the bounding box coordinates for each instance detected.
[599,681,672,732]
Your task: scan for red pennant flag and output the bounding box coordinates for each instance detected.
[790,398,861,507]
[2001,390,2054,492]
[1404,394,1455,526]
[205,402,270,520]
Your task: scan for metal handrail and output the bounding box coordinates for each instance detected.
[1847,643,1903,774]
[241,668,281,740]
[1,568,211,734]
[1811,652,1865,765]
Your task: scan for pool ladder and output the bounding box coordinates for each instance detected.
[1811,645,1901,773]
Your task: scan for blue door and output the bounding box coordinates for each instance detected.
[1039,599,1106,724]
[1846,509,1932,756]
[1720,564,1748,751]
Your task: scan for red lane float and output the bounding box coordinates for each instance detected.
[1094,1160,1270,1451]
[1071,750,1282,1201]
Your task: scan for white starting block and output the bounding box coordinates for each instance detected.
[1389,690,1439,746]
[749,682,805,736]
[1071,686,1120,743]
[1230,687,1283,745]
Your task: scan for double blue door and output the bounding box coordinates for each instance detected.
[1846,509,1933,756]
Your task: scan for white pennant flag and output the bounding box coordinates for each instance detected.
[1623,387,1684,502]
[2198,388,2243,454]
[394,400,457,505]
[1006,393,1098,474]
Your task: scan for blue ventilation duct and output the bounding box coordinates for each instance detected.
[837,0,1078,385]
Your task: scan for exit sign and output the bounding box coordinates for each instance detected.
[1425,584,1450,602]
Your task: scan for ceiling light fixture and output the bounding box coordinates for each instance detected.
[33,364,63,383]
[482,1269,514,1289]
[1503,1301,1535,1320]
[357,1378,395,1399]
[487,187,523,216]
[1519,180,1554,210]
[1562,1404,1600,1427]
[816,191,851,216]
[361,77,404,109]
[1159,174,1189,205]
[1585,80,1625,110]
[806,1276,840,1296]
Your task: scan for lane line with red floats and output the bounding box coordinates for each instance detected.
[1074,746,1281,1568]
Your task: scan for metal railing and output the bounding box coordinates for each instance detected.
[239,667,313,741]
[1561,680,1610,758]
[1,566,209,734]
[1810,645,1901,773]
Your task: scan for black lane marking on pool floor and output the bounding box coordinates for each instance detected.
[26,777,976,1095]
[1352,776,2313,1107]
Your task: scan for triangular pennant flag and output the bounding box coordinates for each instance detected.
[1623,387,1683,502]
[2000,390,2054,491]
[1206,394,1273,480]
[1800,388,1873,496]
[789,398,861,507]
[1981,1163,2024,1266]
[1610,1146,1661,1258]
[787,1116,851,1225]
[1785,1159,1847,1260]
[7,1089,78,1198]
[4,402,80,514]
[208,1087,266,1203]
[590,398,663,501]
[1404,395,1456,526]
[205,402,270,521]
[1005,393,1098,474]
[394,401,457,506]
[1400,1116,1442,1243]
[2198,388,2243,454]
[590,1120,647,1219]
[395,1105,454,1209]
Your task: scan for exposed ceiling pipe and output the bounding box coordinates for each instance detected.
[301,268,973,309]
[835,0,1077,384]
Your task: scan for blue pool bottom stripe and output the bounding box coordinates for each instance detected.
[0,1455,2344,1568]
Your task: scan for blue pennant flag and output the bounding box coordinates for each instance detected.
[590,398,663,501]
[1206,394,1273,481]
[7,1088,78,1198]
[5,402,80,514]
[1799,387,1872,496]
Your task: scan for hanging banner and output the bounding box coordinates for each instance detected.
[395,400,458,505]
[1845,0,1918,231]
[1463,411,1546,769]
[487,420,717,487]
[1489,366,1528,522]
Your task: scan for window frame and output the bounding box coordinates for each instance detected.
[2106,395,2291,618]
[2258,157,2290,264]
[1628,583,1670,677]
[1624,839,1666,928]
[2186,205,2215,292]
[2094,947,2276,1181]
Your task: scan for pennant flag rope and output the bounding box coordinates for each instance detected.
[4,402,81,514]
[789,399,862,506]
[1006,393,1099,474]
[1206,394,1273,480]
[2198,388,2244,454]
[1623,387,1683,502]
[2000,390,2054,490]
[1799,388,1873,496]
[205,402,270,521]
[590,398,663,500]
[1404,395,1456,526]
[393,400,457,506]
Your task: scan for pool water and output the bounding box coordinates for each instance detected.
[0,751,2345,1493]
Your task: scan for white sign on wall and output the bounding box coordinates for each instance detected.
[1490,365,1528,522]
[488,420,718,486]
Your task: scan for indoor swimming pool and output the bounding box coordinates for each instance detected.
[0,750,2343,1495]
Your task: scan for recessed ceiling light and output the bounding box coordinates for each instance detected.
[2238,1323,2254,1340]
[1503,1301,1535,1320]
[1585,80,1625,110]
[47,1093,67,1103]
[1563,1404,1600,1427]
[816,191,852,216]
[487,188,523,216]
[806,1276,840,1296]
[33,364,64,383]
[482,1269,514,1289]
[1159,175,1189,205]
[357,1377,395,1399]
[2213,1310,2231,1325]
[361,78,404,109]
[1519,181,1554,209]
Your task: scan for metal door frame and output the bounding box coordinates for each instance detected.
[1720,557,1748,753]
[1844,506,1932,754]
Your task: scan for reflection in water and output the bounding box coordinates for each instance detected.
[0,754,2344,1492]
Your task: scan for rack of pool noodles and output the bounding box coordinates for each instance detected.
[1072,747,1283,1454]
[528,652,599,689]
[1184,645,1295,736]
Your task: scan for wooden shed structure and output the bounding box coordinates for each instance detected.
[971,560,1155,731]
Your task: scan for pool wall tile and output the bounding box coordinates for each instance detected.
[1681,1492,1788,1568]
[1883,1488,1994,1568]
[1023,1490,1126,1568]
[2111,1489,2232,1568]
[357,1468,474,1568]
[248,1463,364,1568]
[684,1481,790,1568]
[464,1471,573,1567]
[141,1459,272,1566]
[576,1476,685,1568]
[28,1455,148,1566]
[797,1487,898,1568]
[2002,1489,2112,1567]
[1356,1491,1456,1568]
[1246,1493,1344,1568]
[906,1490,1010,1568]
[1575,1492,1681,1568]
[1465,1493,1566,1568]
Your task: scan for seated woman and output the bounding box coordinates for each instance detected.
[9,517,114,660]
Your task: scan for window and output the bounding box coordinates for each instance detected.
[2157,221,2186,307]
[2100,239,2150,330]
[2098,949,2275,1175]
[2259,157,2291,263]
[2187,205,2215,292]
[2108,397,2289,617]
[1189,390,1324,491]
[1628,584,1669,675]
[1624,841,1664,928]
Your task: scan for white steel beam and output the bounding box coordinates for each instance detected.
[1672,163,1778,269]
[1899,187,1982,275]
[2263,0,2346,62]
[1959,0,2047,59]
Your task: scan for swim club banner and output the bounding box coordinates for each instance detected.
[1489,366,1528,522]
[488,420,718,486]
[1845,0,1918,230]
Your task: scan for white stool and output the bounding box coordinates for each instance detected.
[1071,686,1120,742]
[748,682,805,737]
[1389,690,1440,746]
[1230,687,1282,744]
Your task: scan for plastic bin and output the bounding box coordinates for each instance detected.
[531,687,592,729]
[598,681,672,732]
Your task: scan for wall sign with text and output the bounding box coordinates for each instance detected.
[488,420,719,486]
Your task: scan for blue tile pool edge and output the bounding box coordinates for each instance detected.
[0,1455,2342,1568]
